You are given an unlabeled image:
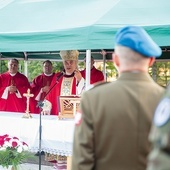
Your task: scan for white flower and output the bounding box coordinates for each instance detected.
[4,141,11,147]
[17,146,23,153]
[0,147,6,151]
[23,144,29,151]
[0,134,30,168]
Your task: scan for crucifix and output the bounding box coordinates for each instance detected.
[23,88,34,118]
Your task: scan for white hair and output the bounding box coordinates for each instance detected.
[115,46,146,63]
[114,45,150,67]
[114,45,152,73]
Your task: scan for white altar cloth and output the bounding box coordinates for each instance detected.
[0,111,75,156]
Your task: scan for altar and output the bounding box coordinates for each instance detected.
[0,111,75,169]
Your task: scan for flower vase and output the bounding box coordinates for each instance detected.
[0,165,13,170]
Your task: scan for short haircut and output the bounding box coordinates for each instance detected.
[43,60,52,65]
[8,58,19,64]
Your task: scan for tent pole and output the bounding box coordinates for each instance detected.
[85,50,91,90]
[24,52,28,78]
[102,51,106,81]
[101,50,107,81]
[24,61,28,77]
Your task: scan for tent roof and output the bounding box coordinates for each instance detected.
[0,0,170,52]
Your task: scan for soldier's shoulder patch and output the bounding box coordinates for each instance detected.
[154,97,170,127]
[74,110,82,126]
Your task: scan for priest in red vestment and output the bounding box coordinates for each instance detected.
[0,59,30,113]
[80,56,104,84]
[43,50,85,115]
[30,60,55,113]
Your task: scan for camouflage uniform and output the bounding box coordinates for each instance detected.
[147,86,170,170]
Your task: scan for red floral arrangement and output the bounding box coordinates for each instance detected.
[0,134,30,169]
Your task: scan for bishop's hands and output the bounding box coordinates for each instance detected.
[74,69,82,83]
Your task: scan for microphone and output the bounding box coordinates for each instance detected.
[56,71,65,82]
[38,71,65,107]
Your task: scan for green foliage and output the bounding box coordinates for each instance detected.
[0,149,32,170]
[0,60,8,73]
[78,61,84,70]
[27,60,63,82]
[0,59,169,86]
[154,61,170,87]
[105,61,118,78]
[0,134,33,170]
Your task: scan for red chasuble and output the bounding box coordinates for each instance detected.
[45,72,77,115]
[30,73,55,113]
[80,66,104,84]
[0,72,30,113]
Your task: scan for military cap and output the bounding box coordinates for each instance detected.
[115,25,162,58]
[60,50,79,60]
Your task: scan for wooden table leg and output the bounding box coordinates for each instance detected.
[67,156,72,170]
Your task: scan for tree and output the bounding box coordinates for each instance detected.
[0,60,8,73]
[27,61,63,82]
[0,59,169,87]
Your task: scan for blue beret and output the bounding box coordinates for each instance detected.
[115,26,162,58]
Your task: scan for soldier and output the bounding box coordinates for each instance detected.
[71,25,165,170]
[147,85,170,170]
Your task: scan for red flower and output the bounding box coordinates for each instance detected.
[11,141,18,148]
[0,138,4,146]
[0,134,9,146]
[4,137,12,142]
[22,142,28,146]
[0,134,30,168]
[13,137,19,140]
[0,134,29,151]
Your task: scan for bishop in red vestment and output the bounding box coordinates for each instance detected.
[44,50,85,115]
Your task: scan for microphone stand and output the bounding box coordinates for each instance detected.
[37,72,64,170]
